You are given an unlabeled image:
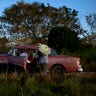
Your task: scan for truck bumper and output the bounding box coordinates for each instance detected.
[77,65,83,72]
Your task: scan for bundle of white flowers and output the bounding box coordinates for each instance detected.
[38,43,51,55]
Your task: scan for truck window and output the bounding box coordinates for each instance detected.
[8,47,16,56]
[50,49,58,56]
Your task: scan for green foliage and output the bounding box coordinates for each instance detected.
[77,46,96,71]
[48,26,81,53]
[0,45,11,53]
[78,47,96,65]
[0,72,96,96]
[0,38,10,53]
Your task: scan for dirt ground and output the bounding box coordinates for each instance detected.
[65,72,96,79]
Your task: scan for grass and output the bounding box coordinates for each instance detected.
[0,72,96,96]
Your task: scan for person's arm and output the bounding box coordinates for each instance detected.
[25,53,31,63]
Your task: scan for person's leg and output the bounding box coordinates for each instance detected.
[41,63,47,74]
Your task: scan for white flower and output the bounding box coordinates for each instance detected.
[38,43,51,55]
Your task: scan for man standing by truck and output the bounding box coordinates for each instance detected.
[20,50,30,63]
[38,51,48,74]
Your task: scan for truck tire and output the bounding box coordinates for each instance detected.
[50,65,65,82]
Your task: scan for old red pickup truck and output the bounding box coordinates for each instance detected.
[0,45,83,80]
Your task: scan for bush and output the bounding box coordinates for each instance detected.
[76,47,96,71]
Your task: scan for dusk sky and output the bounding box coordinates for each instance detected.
[0,0,96,30]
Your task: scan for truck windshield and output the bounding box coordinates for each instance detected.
[8,47,15,56]
[50,49,58,56]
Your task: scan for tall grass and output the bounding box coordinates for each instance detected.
[0,72,96,96]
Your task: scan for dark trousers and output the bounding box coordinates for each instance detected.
[40,63,47,73]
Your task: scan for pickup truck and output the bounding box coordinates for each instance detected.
[0,45,83,80]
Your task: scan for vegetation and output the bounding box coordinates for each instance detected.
[77,46,96,72]
[0,72,96,96]
[0,1,82,43]
[48,26,81,53]
[82,13,96,46]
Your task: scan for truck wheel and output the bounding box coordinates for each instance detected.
[50,65,65,82]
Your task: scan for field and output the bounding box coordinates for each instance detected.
[0,72,96,96]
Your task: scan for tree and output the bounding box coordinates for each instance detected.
[0,22,8,38]
[0,38,9,52]
[48,26,81,53]
[0,1,83,43]
[82,13,96,46]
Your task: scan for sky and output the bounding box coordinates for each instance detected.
[0,0,96,31]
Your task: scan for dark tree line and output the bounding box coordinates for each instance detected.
[48,26,81,53]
